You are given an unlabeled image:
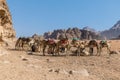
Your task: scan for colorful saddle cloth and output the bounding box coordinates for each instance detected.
[48,39,55,44]
[61,39,68,44]
[101,40,107,45]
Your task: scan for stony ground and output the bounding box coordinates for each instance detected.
[0,40,120,80]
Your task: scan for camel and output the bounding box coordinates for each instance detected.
[69,38,81,54]
[42,39,57,56]
[15,37,23,50]
[29,39,40,52]
[87,39,100,56]
[55,38,70,56]
[30,39,43,52]
[75,41,88,56]
[30,35,45,53]
[99,40,111,56]
[70,38,80,48]
[15,37,33,51]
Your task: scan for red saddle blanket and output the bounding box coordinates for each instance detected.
[61,40,68,44]
[48,40,55,44]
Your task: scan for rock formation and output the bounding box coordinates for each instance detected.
[100,20,120,39]
[43,27,101,40]
[0,0,16,40]
[44,20,120,40]
[83,26,96,33]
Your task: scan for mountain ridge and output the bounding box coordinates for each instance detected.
[43,27,102,40]
[100,20,120,39]
[43,20,120,40]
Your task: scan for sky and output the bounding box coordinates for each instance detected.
[6,0,120,37]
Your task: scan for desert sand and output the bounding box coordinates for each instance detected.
[0,40,120,80]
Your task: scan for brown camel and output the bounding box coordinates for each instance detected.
[15,37,33,51]
[42,39,57,56]
[55,38,70,56]
[87,40,100,56]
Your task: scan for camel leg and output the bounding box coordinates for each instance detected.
[89,48,93,56]
[43,45,46,56]
[56,46,60,56]
[77,46,83,56]
[107,46,111,55]
[97,47,100,56]
[66,45,70,56]
[53,47,56,56]
[76,47,80,56]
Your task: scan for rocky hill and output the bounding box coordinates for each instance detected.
[0,0,16,40]
[100,20,120,39]
[82,26,96,33]
[43,27,101,40]
[43,19,120,40]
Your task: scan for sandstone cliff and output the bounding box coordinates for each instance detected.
[0,0,16,40]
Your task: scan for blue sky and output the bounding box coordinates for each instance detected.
[7,0,120,37]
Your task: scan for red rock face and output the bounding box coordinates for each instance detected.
[0,0,16,39]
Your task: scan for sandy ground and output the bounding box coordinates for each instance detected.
[0,40,120,80]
